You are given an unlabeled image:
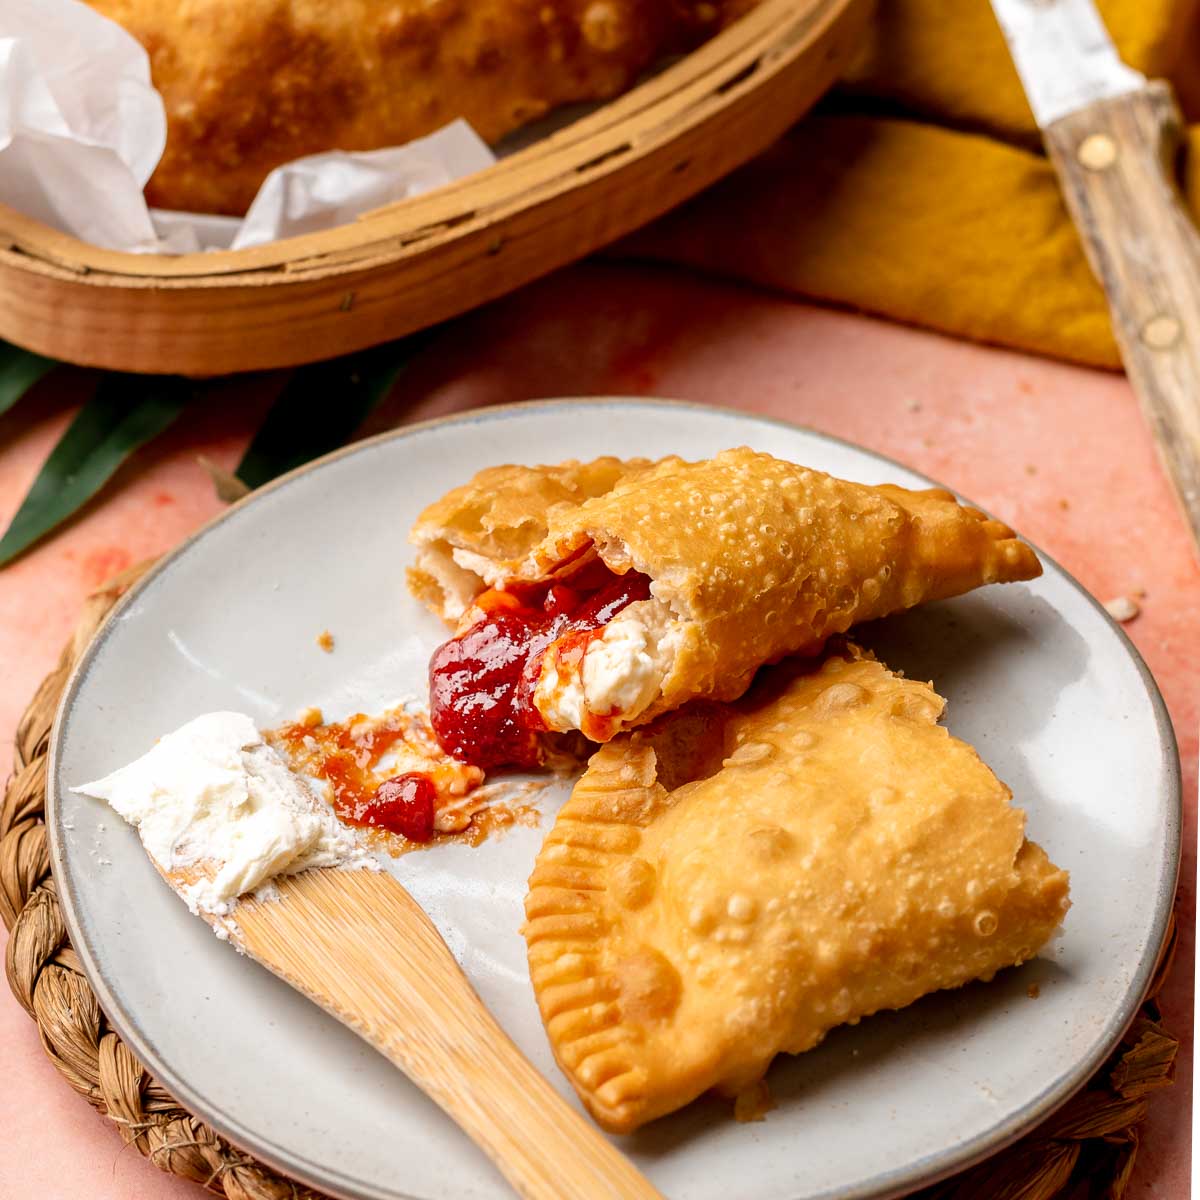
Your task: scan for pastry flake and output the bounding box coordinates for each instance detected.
[412,449,1042,755]
[523,647,1069,1132]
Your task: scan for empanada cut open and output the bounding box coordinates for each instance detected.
[523,646,1070,1133]
[410,449,1042,767]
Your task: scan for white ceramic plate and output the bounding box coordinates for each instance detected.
[48,400,1180,1200]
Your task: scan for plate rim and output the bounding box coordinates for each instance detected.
[46,397,1183,1200]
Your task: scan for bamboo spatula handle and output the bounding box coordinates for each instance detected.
[232,869,663,1200]
[1043,80,1200,554]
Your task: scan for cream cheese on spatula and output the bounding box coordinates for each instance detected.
[73,711,372,917]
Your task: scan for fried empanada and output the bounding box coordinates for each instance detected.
[86,0,756,215]
[523,647,1070,1132]
[411,449,1041,764]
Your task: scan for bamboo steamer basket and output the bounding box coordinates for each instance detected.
[0,0,869,376]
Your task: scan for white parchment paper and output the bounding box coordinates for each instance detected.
[0,0,496,253]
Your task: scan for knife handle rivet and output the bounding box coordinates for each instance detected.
[1141,315,1181,349]
[1077,134,1118,171]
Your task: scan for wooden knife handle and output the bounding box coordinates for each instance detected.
[1043,80,1200,554]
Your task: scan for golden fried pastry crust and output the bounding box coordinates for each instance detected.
[87,0,754,215]
[524,647,1070,1132]
[410,449,1042,735]
[407,455,664,619]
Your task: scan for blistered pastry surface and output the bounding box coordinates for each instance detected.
[528,448,1042,725]
[407,456,662,618]
[412,457,654,560]
[89,1,756,215]
[524,648,1070,1132]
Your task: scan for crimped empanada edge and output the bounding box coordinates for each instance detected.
[523,742,665,1134]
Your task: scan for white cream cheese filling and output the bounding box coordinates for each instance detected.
[72,711,372,917]
[535,598,682,733]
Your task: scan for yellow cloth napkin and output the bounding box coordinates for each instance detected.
[625,0,1200,369]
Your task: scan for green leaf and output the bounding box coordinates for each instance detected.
[0,375,191,567]
[235,331,435,490]
[0,341,57,418]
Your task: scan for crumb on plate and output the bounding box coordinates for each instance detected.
[733,1080,775,1123]
[316,630,335,652]
[1103,596,1140,623]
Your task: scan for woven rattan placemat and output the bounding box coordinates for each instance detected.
[1,564,1180,1200]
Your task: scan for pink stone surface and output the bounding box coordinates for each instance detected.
[1,262,1193,1199]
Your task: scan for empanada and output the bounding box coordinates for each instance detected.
[86,0,756,215]
[523,647,1070,1132]
[410,449,1041,766]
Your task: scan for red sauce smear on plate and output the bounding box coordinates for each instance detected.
[272,713,452,841]
[369,774,436,843]
[429,564,651,770]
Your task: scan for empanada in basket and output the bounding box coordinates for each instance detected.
[87,0,758,215]
[523,646,1069,1132]
[410,449,1041,766]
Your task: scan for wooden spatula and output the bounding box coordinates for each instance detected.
[171,865,663,1200]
